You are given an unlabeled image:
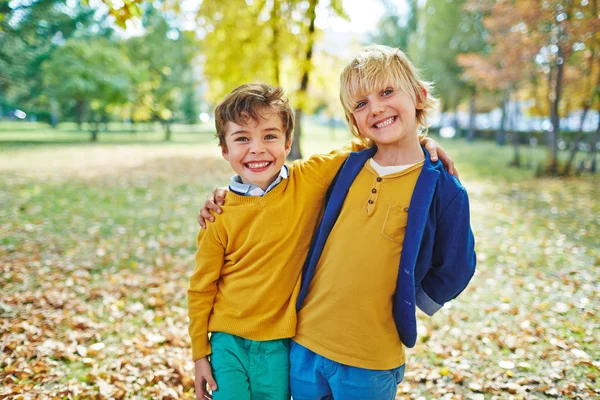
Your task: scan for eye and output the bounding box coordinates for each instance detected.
[355,101,367,110]
[382,88,394,96]
[265,134,278,140]
[234,136,249,142]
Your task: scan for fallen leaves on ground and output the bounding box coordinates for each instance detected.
[1,145,598,399]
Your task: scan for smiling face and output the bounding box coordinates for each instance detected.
[221,109,291,191]
[339,45,437,147]
[351,86,424,147]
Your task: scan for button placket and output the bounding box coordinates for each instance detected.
[366,177,383,215]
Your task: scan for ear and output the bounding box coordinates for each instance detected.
[221,146,230,161]
[285,140,292,157]
[416,87,428,110]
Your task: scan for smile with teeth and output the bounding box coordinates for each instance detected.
[245,161,272,169]
[373,116,396,128]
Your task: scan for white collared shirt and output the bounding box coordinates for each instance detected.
[229,165,289,196]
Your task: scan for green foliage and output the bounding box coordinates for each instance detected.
[368,0,417,51]
[198,0,302,103]
[124,9,199,128]
[0,0,102,114]
[42,38,133,116]
[411,0,486,110]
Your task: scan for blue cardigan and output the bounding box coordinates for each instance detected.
[296,146,476,348]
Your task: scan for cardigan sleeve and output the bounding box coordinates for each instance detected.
[187,227,225,360]
[416,188,476,316]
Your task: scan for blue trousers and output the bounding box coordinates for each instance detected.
[289,341,405,400]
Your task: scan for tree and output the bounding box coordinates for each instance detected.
[462,0,597,175]
[368,0,418,51]
[0,0,100,124]
[562,0,599,174]
[125,9,199,140]
[42,38,133,141]
[459,0,539,164]
[198,0,347,159]
[413,0,486,139]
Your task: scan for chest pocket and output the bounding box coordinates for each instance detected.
[382,205,409,244]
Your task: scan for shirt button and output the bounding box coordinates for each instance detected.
[371,188,377,194]
[368,200,374,204]
[376,177,382,182]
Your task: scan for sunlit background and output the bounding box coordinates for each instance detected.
[1,0,599,399]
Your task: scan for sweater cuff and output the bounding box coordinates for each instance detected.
[416,286,443,316]
[191,338,211,361]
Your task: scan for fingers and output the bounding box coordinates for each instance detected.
[444,158,459,180]
[213,187,228,206]
[205,372,218,392]
[206,198,223,215]
[197,213,207,230]
[198,194,223,228]
[422,138,439,161]
[428,148,439,162]
[195,379,208,400]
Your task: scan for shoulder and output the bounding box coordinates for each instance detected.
[428,161,470,216]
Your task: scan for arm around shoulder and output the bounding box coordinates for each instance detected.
[416,188,476,316]
[292,140,368,187]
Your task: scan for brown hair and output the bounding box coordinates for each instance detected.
[215,83,294,149]
[339,45,439,145]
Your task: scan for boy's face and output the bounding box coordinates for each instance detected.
[351,86,423,147]
[221,110,291,191]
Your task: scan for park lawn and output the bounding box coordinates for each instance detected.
[0,128,599,399]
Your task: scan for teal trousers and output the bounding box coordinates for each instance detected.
[210,332,291,400]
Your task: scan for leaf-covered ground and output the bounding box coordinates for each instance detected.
[1,138,598,399]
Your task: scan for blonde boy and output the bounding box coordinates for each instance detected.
[290,45,476,399]
[188,82,451,400]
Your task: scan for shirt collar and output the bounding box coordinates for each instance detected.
[229,165,289,196]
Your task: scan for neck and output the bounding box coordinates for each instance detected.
[372,136,424,166]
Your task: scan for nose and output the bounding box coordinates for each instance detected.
[370,99,384,116]
[250,141,266,154]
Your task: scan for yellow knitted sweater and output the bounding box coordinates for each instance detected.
[188,148,355,360]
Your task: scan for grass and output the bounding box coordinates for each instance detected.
[1,122,599,399]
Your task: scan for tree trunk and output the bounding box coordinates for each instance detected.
[50,100,59,129]
[589,115,600,173]
[563,106,590,175]
[452,103,460,137]
[467,87,476,142]
[547,47,564,175]
[510,94,520,167]
[289,0,318,160]
[270,2,281,86]
[102,110,109,132]
[164,120,172,141]
[497,89,508,146]
[91,122,99,142]
[75,100,85,131]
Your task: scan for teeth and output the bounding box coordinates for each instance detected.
[375,117,394,128]
[247,162,270,169]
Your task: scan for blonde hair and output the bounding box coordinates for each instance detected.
[215,83,294,150]
[339,45,439,145]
